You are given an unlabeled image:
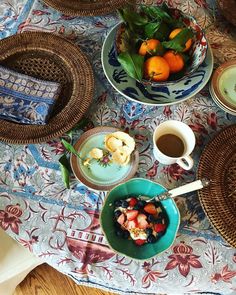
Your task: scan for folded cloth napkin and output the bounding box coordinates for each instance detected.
[0,65,61,125]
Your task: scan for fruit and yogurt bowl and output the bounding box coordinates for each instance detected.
[114,196,168,246]
[100,178,180,260]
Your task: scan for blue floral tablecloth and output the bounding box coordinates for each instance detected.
[0,1,236,294]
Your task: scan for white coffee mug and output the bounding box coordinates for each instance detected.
[153,120,196,170]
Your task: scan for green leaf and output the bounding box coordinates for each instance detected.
[141,5,172,22]
[59,155,70,189]
[117,52,144,81]
[153,21,171,41]
[144,21,161,39]
[140,5,183,28]
[61,139,81,159]
[162,28,194,52]
[161,2,171,14]
[118,7,148,28]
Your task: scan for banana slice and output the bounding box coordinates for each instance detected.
[89,148,103,159]
[112,146,131,165]
[104,135,123,152]
[112,131,135,152]
[104,131,136,166]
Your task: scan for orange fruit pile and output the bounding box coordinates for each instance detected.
[138,28,193,82]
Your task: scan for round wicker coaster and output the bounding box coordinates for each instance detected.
[197,124,236,247]
[42,0,128,16]
[0,31,94,144]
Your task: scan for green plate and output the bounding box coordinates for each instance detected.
[70,127,139,191]
[100,178,180,260]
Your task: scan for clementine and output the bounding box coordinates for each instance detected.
[144,56,170,82]
[169,28,192,52]
[163,50,185,74]
[138,39,161,56]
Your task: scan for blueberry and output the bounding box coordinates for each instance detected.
[114,221,121,228]
[145,228,153,235]
[114,210,122,218]
[158,212,165,219]
[147,234,156,243]
[137,200,146,208]
[115,229,124,237]
[121,200,129,208]
[114,200,122,207]
[155,217,163,224]
[147,215,155,222]
[123,230,130,239]
[133,204,140,210]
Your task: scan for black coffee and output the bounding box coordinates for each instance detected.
[156,134,185,157]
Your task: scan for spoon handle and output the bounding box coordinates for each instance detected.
[168,179,209,198]
[153,178,210,201]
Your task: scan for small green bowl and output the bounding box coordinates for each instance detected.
[100,178,180,260]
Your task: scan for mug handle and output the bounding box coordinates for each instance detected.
[176,155,194,170]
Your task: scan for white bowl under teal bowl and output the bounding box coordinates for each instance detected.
[100,178,180,260]
[102,23,214,106]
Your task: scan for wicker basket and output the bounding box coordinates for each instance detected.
[197,124,236,247]
[43,0,128,16]
[0,31,94,144]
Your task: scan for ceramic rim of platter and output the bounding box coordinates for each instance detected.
[101,23,214,106]
[70,126,139,191]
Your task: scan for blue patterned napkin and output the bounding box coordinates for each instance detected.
[0,65,61,125]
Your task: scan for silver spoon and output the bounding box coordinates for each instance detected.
[140,178,210,202]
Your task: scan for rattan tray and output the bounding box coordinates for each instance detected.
[43,0,128,16]
[0,31,94,144]
[197,124,236,248]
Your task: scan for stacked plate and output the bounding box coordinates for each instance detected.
[209,60,236,115]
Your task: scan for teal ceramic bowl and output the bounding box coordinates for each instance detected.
[100,178,180,260]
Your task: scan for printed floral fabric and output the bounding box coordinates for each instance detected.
[0,65,61,124]
[0,0,236,294]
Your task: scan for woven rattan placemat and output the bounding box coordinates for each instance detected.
[0,31,94,144]
[197,124,236,247]
[43,0,128,16]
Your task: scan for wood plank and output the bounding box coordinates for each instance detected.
[14,264,115,295]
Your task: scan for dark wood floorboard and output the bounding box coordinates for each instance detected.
[14,263,115,295]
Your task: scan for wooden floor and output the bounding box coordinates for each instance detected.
[14,263,115,295]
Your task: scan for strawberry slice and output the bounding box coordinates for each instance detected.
[144,203,156,215]
[117,213,125,225]
[135,239,146,246]
[126,210,139,221]
[126,219,138,229]
[154,223,166,233]
[137,213,149,229]
[129,197,138,207]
